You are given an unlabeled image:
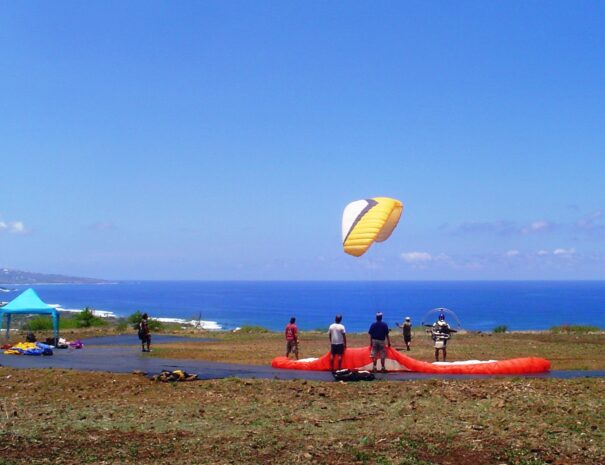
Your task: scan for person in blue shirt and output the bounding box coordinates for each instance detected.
[368,312,391,373]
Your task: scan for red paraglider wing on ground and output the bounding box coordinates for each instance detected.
[271,346,550,375]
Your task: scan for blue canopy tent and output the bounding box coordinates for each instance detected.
[0,288,59,340]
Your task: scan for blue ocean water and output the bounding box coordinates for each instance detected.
[3,281,604,332]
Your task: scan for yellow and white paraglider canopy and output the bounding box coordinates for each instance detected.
[342,197,403,257]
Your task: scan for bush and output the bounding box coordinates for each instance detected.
[60,318,81,330]
[28,316,53,331]
[128,311,144,330]
[550,324,602,334]
[115,319,129,332]
[74,307,106,328]
[127,311,164,332]
[493,325,508,333]
[148,319,164,332]
[27,315,80,331]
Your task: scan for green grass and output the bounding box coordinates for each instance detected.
[550,324,602,334]
[28,315,77,330]
[235,325,271,334]
[26,313,107,331]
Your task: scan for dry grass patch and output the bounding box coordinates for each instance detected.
[1,367,603,465]
[150,331,605,370]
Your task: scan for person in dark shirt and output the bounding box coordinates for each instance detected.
[368,312,391,373]
[139,313,151,353]
[396,316,412,351]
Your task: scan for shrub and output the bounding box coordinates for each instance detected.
[60,317,81,329]
[115,319,129,332]
[28,316,53,331]
[148,319,164,332]
[127,311,164,332]
[74,307,106,328]
[28,315,80,331]
[493,325,508,333]
[127,311,143,330]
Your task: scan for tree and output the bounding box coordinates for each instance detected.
[127,311,143,330]
[75,307,105,328]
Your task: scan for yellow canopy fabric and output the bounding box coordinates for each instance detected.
[342,197,403,257]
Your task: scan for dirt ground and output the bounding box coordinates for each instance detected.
[1,367,604,465]
[2,330,604,464]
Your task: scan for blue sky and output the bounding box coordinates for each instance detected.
[1,2,604,280]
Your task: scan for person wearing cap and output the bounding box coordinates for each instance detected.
[432,313,451,361]
[396,317,413,351]
[368,312,391,373]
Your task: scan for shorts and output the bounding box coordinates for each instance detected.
[403,335,412,343]
[434,339,447,349]
[286,340,298,354]
[140,334,151,344]
[331,344,344,355]
[371,339,386,358]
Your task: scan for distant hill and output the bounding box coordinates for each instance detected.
[0,268,111,285]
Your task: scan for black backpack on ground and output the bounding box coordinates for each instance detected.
[333,369,375,382]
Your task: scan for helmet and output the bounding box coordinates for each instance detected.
[438,313,445,320]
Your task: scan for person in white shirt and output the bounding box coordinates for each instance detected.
[328,314,347,372]
[432,313,451,361]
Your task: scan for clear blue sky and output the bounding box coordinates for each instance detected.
[1,2,604,280]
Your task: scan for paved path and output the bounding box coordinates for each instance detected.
[1,335,604,381]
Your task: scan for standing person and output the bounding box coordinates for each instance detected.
[328,314,347,372]
[138,313,151,353]
[396,317,413,351]
[432,313,451,361]
[284,317,299,360]
[368,312,391,373]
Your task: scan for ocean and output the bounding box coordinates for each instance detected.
[2,281,604,333]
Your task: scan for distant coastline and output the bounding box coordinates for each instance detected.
[52,306,222,330]
[0,268,111,285]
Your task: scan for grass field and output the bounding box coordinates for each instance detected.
[147,329,605,371]
[1,328,605,464]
